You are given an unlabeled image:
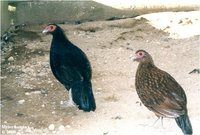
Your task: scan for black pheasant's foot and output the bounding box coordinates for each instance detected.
[60,100,76,108]
[189,68,200,74]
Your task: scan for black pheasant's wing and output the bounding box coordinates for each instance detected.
[50,45,91,90]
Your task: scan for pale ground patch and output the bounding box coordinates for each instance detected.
[137,11,200,39]
[1,11,200,135]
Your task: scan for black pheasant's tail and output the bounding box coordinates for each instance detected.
[71,81,96,112]
[175,114,193,135]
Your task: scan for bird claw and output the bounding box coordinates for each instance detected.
[60,100,76,108]
[151,117,164,128]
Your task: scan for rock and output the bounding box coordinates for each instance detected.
[18,99,25,104]
[58,125,65,131]
[66,125,71,128]
[48,124,55,130]
[8,56,14,61]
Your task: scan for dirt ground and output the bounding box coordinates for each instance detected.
[1,11,200,135]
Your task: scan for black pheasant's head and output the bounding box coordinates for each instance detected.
[43,24,57,34]
[131,50,154,64]
[42,24,64,35]
[42,24,67,40]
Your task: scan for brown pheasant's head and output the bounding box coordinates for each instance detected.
[131,50,154,64]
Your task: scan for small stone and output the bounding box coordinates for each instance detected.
[25,92,31,96]
[112,116,122,120]
[25,91,41,95]
[52,111,55,114]
[18,99,25,104]
[32,91,41,94]
[103,132,109,135]
[41,89,48,95]
[58,125,65,131]
[16,113,24,117]
[97,88,102,91]
[8,56,14,61]
[0,76,7,79]
[60,101,64,105]
[66,125,71,128]
[16,132,22,135]
[48,124,55,130]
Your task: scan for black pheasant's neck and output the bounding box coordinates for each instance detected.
[52,29,68,42]
[50,28,72,53]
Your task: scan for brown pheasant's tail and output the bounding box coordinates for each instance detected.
[175,114,193,135]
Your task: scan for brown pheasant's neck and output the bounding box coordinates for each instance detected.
[138,61,155,70]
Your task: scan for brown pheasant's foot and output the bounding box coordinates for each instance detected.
[151,116,164,128]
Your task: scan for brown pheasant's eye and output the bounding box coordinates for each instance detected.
[50,26,54,29]
[139,52,143,56]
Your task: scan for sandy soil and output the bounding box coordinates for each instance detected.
[1,11,200,135]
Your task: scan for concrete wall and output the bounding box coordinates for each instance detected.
[94,0,200,9]
[1,1,10,34]
[14,1,136,25]
[1,0,199,34]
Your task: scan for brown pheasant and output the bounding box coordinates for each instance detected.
[131,49,192,135]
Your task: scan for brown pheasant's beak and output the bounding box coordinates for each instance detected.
[129,55,138,62]
[42,28,49,33]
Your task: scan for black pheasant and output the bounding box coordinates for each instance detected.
[43,24,96,112]
[131,49,192,135]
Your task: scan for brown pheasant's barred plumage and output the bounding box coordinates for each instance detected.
[132,50,192,135]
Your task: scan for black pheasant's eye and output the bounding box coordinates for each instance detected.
[50,26,54,29]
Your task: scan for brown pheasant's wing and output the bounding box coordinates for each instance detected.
[149,71,187,118]
[151,97,185,118]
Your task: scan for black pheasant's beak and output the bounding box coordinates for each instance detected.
[42,28,49,34]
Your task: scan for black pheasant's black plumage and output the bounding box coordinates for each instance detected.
[131,50,192,135]
[43,24,96,112]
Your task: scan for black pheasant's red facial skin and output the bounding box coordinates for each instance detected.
[133,49,193,134]
[42,24,57,34]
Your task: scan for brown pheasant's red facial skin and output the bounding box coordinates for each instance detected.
[42,24,57,34]
[135,50,146,61]
[131,50,150,63]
